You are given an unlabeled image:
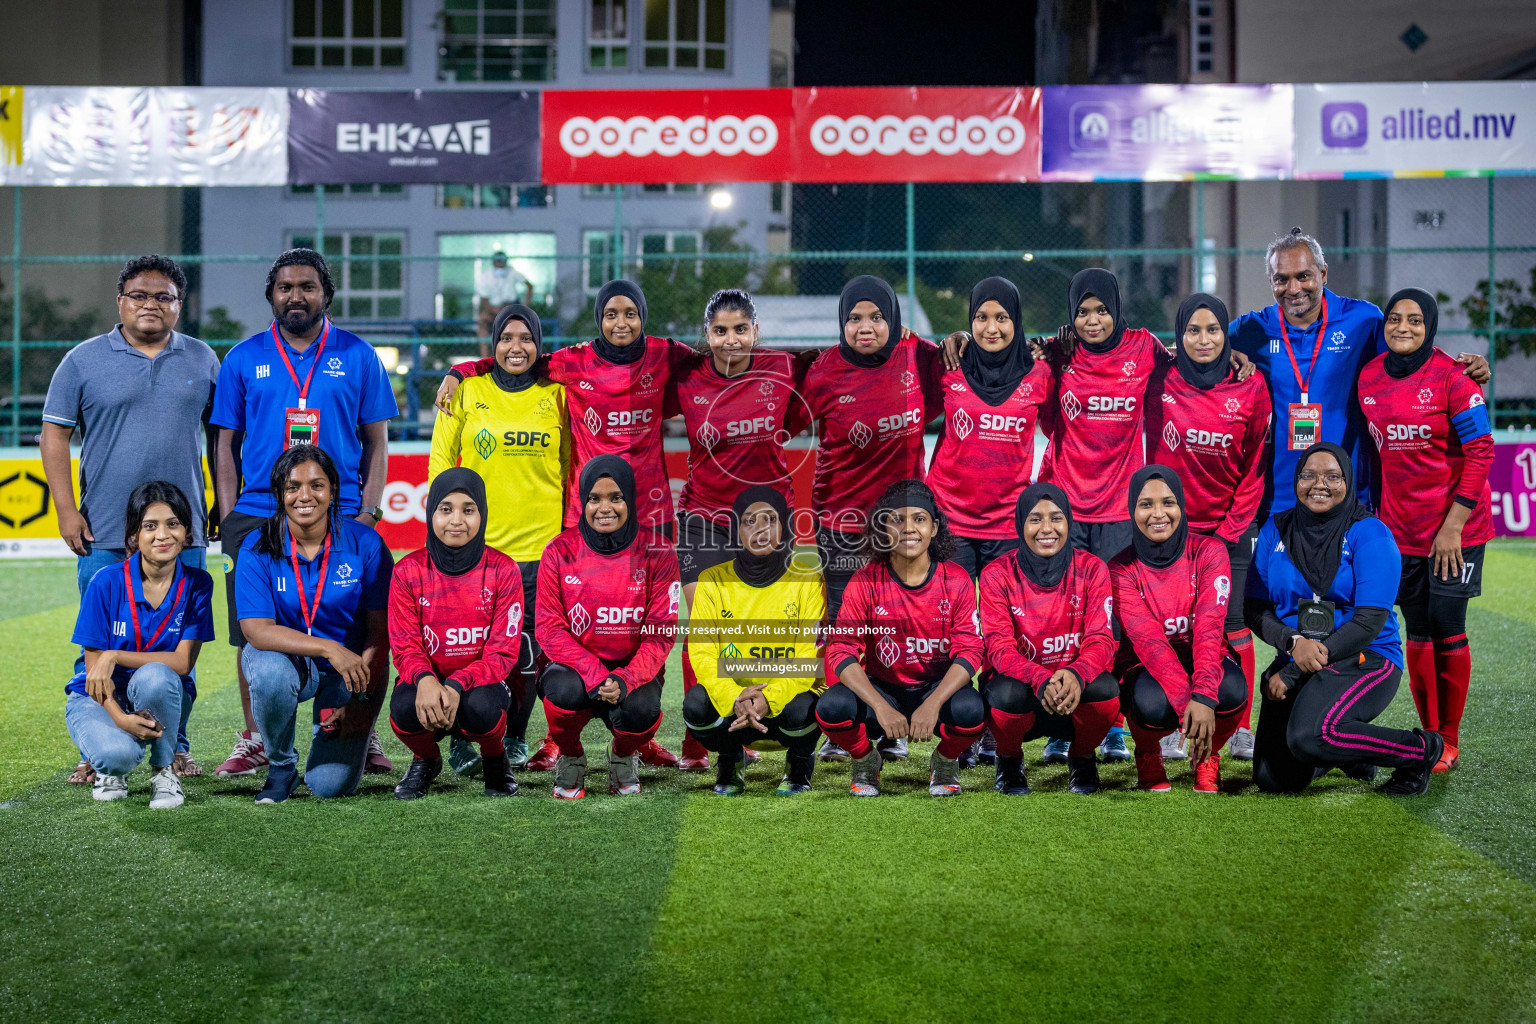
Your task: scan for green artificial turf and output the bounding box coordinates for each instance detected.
[2,544,1534,1023]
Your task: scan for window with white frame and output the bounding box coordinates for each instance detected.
[588,0,630,70]
[290,184,406,198]
[439,0,557,82]
[290,0,406,69]
[638,230,702,275]
[437,184,554,209]
[584,230,629,293]
[290,231,405,319]
[643,0,727,71]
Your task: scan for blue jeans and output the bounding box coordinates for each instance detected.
[75,546,206,755]
[242,646,373,799]
[64,663,182,775]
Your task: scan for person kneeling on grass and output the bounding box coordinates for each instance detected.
[978,483,1120,796]
[534,455,679,799]
[684,485,827,796]
[1245,442,1443,796]
[236,445,393,805]
[66,481,215,809]
[1109,467,1249,794]
[817,480,984,797]
[388,469,524,800]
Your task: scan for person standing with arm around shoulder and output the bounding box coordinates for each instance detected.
[1357,290,1493,775]
[42,255,219,784]
[209,249,398,781]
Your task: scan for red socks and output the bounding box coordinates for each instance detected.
[1405,638,1438,732]
[937,722,984,760]
[461,709,508,758]
[389,717,442,761]
[1068,699,1120,758]
[542,699,594,757]
[986,708,1034,759]
[1227,629,1256,729]
[612,717,660,759]
[1212,708,1243,757]
[1126,716,1170,756]
[1434,635,1471,750]
[815,714,873,758]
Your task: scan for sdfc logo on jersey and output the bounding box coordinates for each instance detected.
[848,421,873,448]
[583,407,602,434]
[1163,422,1180,451]
[877,638,901,667]
[568,603,591,635]
[422,624,440,655]
[1061,391,1083,420]
[950,407,975,440]
[475,429,497,460]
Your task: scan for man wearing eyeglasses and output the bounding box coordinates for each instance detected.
[42,254,221,782]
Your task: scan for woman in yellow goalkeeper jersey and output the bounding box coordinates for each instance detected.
[430,303,569,770]
[683,484,827,796]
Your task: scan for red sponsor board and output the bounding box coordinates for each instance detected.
[376,448,817,553]
[790,86,1042,182]
[540,88,793,184]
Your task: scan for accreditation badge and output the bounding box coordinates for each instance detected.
[1286,403,1321,451]
[285,407,320,448]
[1296,598,1336,640]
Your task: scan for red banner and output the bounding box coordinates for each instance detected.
[540,88,793,184]
[790,86,1041,182]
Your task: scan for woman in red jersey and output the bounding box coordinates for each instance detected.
[388,469,524,800]
[1145,293,1272,761]
[1358,289,1494,774]
[670,288,810,770]
[816,480,985,798]
[1109,466,1249,794]
[978,482,1120,796]
[927,277,1054,581]
[535,455,680,800]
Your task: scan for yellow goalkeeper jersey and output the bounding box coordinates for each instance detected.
[688,558,827,718]
[429,374,568,562]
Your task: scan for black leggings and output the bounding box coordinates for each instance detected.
[814,679,986,739]
[1252,652,1427,794]
[682,685,821,758]
[815,527,869,622]
[390,680,510,740]
[1397,592,1469,642]
[540,665,663,735]
[1120,658,1249,731]
[983,671,1121,733]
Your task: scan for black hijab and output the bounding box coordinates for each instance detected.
[425,468,488,577]
[1068,268,1125,354]
[732,485,794,588]
[1382,287,1439,380]
[593,280,648,366]
[1173,292,1233,391]
[488,303,542,393]
[838,275,903,369]
[1014,482,1074,588]
[1275,441,1373,597]
[1128,465,1189,569]
[961,276,1033,406]
[576,454,639,555]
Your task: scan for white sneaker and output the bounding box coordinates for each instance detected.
[148,766,184,810]
[1228,727,1255,761]
[1160,731,1188,760]
[92,774,128,802]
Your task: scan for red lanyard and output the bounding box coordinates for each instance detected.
[1276,295,1327,405]
[124,556,187,653]
[288,530,333,635]
[270,319,330,410]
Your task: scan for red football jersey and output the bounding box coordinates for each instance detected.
[388,547,524,692]
[977,549,1116,693]
[825,559,983,689]
[1108,534,1232,714]
[1358,349,1495,555]
[672,348,812,525]
[534,528,681,693]
[1039,328,1170,523]
[926,361,1055,539]
[453,336,691,531]
[802,334,944,532]
[1145,366,1272,542]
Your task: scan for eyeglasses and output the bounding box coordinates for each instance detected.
[120,291,180,307]
[1298,471,1346,485]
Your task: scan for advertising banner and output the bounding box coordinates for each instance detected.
[540,88,791,184]
[288,89,539,184]
[0,86,21,182]
[1295,82,1536,177]
[1490,442,1536,538]
[1041,84,1293,181]
[790,87,1041,182]
[16,87,288,186]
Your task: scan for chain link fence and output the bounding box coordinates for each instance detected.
[5,177,1536,444]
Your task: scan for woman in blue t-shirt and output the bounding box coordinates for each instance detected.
[1245,442,1443,795]
[236,444,393,804]
[66,481,216,809]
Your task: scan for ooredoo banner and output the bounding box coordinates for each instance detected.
[1040,84,1293,181]
[540,88,792,184]
[1295,82,1536,177]
[288,89,539,184]
[790,87,1041,182]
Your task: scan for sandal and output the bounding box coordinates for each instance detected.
[67,761,96,786]
[172,752,203,778]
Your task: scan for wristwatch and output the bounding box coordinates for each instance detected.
[359,506,383,521]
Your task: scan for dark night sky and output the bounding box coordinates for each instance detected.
[793,0,1037,86]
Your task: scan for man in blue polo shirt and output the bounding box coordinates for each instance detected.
[210,248,398,779]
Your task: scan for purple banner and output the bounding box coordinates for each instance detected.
[1040,84,1293,182]
[1492,442,1536,537]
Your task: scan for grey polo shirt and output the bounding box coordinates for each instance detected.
[42,326,220,549]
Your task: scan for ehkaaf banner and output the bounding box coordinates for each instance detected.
[1295,82,1536,177]
[288,89,539,184]
[1041,84,1293,181]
